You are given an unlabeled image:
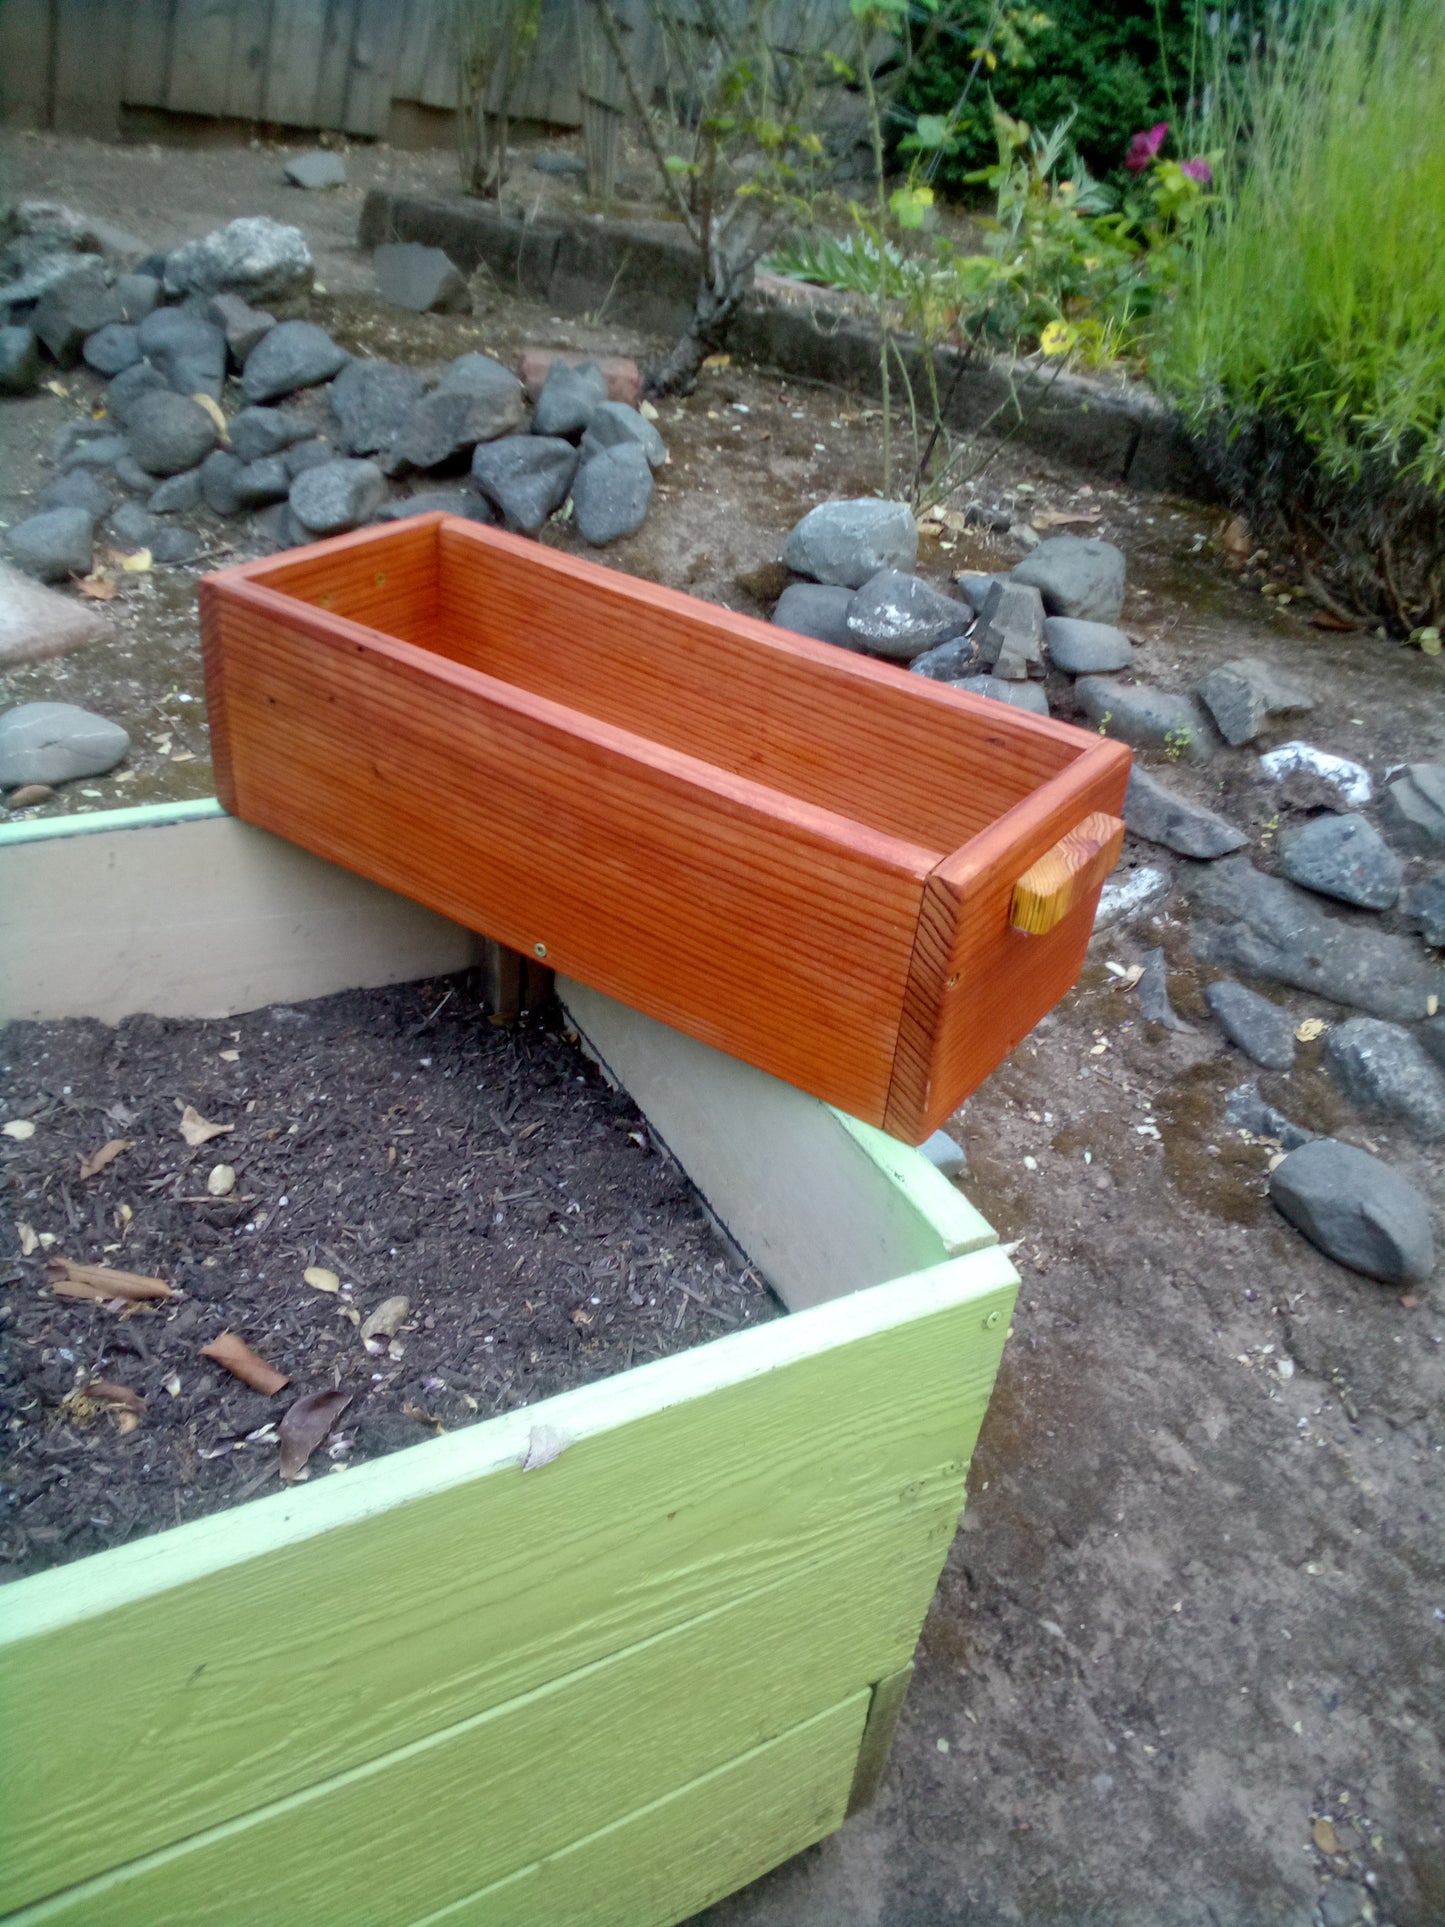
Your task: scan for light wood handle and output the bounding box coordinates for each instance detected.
[1009,812,1125,935]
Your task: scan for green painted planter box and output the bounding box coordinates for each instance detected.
[0,803,1017,1927]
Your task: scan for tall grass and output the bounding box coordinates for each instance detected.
[1159,0,1445,492]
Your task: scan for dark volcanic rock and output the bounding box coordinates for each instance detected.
[1269,1139,1434,1283]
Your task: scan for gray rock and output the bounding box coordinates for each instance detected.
[1075,678,1218,764]
[31,266,122,365]
[955,571,1005,613]
[59,435,127,472]
[1225,1082,1314,1150]
[164,216,313,305]
[114,271,161,322]
[374,487,497,525]
[571,441,653,545]
[284,149,347,190]
[1096,864,1171,927]
[1421,1017,1445,1070]
[240,319,348,404]
[1123,766,1247,859]
[1322,1018,1445,1140]
[470,435,579,533]
[80,321,141,376]
[106,358,168,424]
[125,390,218,476]
[845,569,966,661]
[284,437,335,477]
[289,458,387,536]
[531,359,607,439]
[0,701,128,786]
[373,241,471,315]
[136,306,227,399]
[111,454,155,495]
[205,292,275,365]
[148,468,204,514]
[532,151,588,177]
[1137,947,1192,1031]
[149,524,201,565]
[1269,1138,1434,1283]
[580,399,666,469]
[1186,856,1444,1022]
[1197,655,1315,746]
[199,448,246,516]
[1317,1881,1368,1927]
[51,419,115,465]
[1278,813,1401,910]
[107,501,159,551]
[330,359,427,456]
[783,499,917,589]
[909,636,978,682]
[0,324,40,393]
[234,456,291,507]
[975,579,1045,679]
[387,355,526,469]
[1205,981,1296,1070]
[4,508,94,582]
[248,502,298,553]
[1010,535,1126,622]
[772,582,854,649]
[40,468,114,518]
[1260,741,1372,809]
[228,406,312,465]
[958,675,1050,716]
[0,560,110,668]
[1380,763,1445,855]
[1403,870,1445,949]
[1044,615,1134,675]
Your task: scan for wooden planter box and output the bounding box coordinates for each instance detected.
[1,802,1018,1927]
[200,514,1130,1143]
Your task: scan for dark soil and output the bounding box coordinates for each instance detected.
[0,973,775,1580]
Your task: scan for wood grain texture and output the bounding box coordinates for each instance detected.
[883,740,1132,1141]
[203,516,1128,1137]
[0,1250,1016,1913]
[1009,811,1126,935]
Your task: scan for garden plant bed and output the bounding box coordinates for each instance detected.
[1,976,776,1581]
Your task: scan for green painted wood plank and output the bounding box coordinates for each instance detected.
[0,1251,1015,1913]
[846,1662,914,1816]
[0,797,225,849]
[11,1557,902,1924]
[409,1693,869,1927]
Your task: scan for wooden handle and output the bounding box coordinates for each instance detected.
[1009,812,1125,935]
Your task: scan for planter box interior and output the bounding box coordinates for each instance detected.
[0,803,1017,1927]
[201,515,1129,1142]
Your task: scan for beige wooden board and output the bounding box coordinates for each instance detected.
[560,976,995,1311]
[0,1249,1015,1912]
[0,806,481,1025]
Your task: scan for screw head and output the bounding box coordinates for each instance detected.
[533,941,548,959]
[984,1308,1002,1329]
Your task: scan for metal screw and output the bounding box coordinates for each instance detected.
[533,942,548,959]
[984,1309,1001,1329]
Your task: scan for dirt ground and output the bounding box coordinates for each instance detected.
[3,133,1443,1927]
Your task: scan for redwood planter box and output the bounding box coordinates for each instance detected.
[200,514,1129,1142]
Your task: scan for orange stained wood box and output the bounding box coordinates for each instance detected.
[200,513,1130,1143]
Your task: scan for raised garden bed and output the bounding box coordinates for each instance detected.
[200,513,1130,1142]
[0,800,1017,1927]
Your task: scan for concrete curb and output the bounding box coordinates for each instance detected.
[358,188,1213,499]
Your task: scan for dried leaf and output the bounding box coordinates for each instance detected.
[638,399,659,421]
[180,1104,233,1147]
[1312,1817,1340,1855]
[6,784,55,808]
[3,1119,37,1140]
[190,392,229,437]
[700,353,732,369]
[199,1332,289,1394]
[304,1265,340,1293]
[79,1138,132,1181]
[206,1163,237,1197]
[163,1370,182,1397]
[115,1409,141,1435]
[17,1221,39,1257]
[278,1389,352,1481]
[521,1424,573,1471]
[43,379,69,398]
[1294,1017,1327,1043]
[49,1257,172,1301]
[219,1048,240,1063]
[359,1293,409,1342]
[1031,507,1102,529]
[1309,608,1356,632]
[571,1308,593,1327]
[1221,515,1251,557]
[119,547,153,574]
[76,570,118,600]
[86,1377,146,1414]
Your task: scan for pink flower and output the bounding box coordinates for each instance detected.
[1125,121,1169,173]
[1180,157,1213,186]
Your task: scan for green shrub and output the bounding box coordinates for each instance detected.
[1158,0,1445,494]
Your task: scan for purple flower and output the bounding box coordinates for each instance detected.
[1180,157,1213,186]
[1125,121,1169,174]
